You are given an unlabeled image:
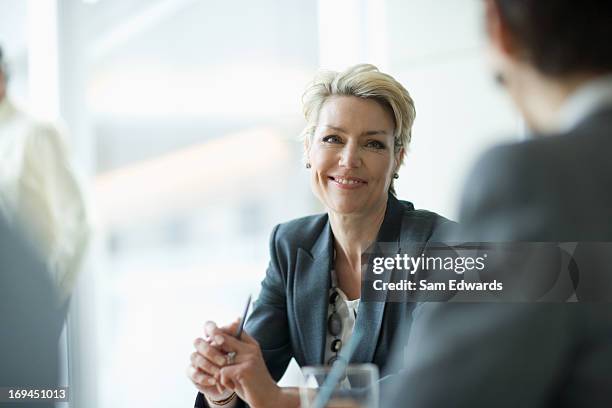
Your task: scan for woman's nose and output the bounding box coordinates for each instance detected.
[339,143,361,168]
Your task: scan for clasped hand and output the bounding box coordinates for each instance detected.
[187,319,282,408]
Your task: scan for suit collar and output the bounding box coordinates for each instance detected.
[351,194,409,363]
[376,194,411,245]
[294,217,333,365]
[571,105,612,136]
[557,73,612,134]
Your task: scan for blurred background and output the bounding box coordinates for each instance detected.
[0,0,519,406]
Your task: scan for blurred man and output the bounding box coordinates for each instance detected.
[384,1,612,407]
[0,45,90,305]
[0,215,63,408]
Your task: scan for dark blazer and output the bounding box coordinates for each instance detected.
[383,107,612,408]
[195,194,454,407]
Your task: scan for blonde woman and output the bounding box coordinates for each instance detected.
[188,64,454,408]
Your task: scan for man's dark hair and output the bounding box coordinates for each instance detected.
[495,0,612,77]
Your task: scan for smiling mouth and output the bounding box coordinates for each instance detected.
[328,176,367,185]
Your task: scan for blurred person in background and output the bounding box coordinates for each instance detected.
[383,0,612,407]
[187,64,455,408]
[0,214,63,408]
[0,45,91,309]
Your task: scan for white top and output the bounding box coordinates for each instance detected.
[0,97,91,300]
[324,269,360,365]
[556,74,612,133]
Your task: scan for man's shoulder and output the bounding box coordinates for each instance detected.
[2,101,67,152]
[476,113,611,178]
[459,123,612,240]
[474,138,549,175]
[469,135,572,198]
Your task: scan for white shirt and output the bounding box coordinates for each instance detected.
[557,74,612,133]
[324,270,360,366]
[0,97,91,300]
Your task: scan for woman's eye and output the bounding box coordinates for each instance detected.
[366,140,386,149]
[322,135,342,143]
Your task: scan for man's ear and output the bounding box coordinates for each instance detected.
[485,0,518,59]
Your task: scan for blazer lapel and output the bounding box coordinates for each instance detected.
[294,219,333,365]
[351,195,407,363]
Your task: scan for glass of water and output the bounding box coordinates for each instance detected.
[299,363,379,408]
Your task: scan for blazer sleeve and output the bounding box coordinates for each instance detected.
[243,223,294,381]
[195,224,294,408]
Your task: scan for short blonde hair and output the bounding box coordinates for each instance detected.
[301,64,416,195]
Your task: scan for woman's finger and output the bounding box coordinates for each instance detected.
[208,319,240,343]
[186,365,218,388]
[190,352,220,376]
[204,321,217,339]
[217,366,239,394]
[193,338,228,367]
[186,366,208,395]
[218,318,241,334]
[238,329,258,346]
[211,332,253,355]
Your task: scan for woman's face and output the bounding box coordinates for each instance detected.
[307,95,402,216]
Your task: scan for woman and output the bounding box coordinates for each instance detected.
[187,64,454,407]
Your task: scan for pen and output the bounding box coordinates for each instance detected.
[213,295,252,395]
[234,294,251,339]
[223,294,251,363]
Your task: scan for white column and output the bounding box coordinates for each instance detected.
[57,1,99,407]
[27,0,59,120]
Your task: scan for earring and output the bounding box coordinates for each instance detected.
[306,163,311,169]
[393,173,399,179]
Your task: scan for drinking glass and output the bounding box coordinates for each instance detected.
[299,363,379,408]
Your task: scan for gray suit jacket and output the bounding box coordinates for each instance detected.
[195,194,454,407]
[383,108,612,408]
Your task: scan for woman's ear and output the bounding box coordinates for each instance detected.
[394,147,405,170]
[303,134,312,166]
